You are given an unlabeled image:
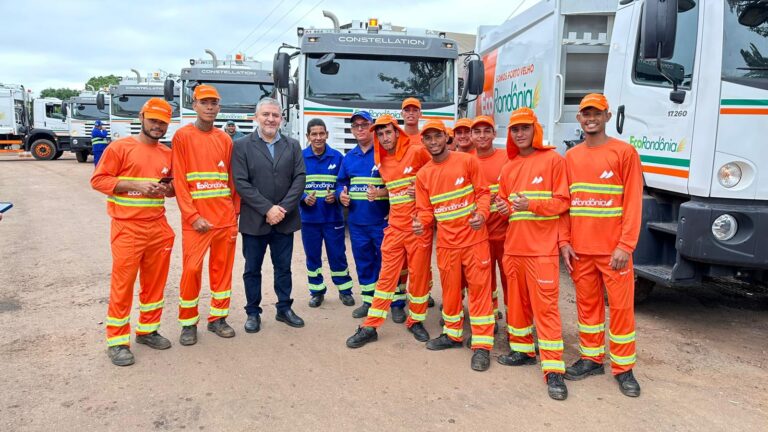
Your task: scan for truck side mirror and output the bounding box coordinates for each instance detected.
[61,103,68,117]
[273,52,290,90]
[96,93,105,110]
[640,0,678,59]
[164,79,175,101]
[466,59,485,96]
[288,80,298,105]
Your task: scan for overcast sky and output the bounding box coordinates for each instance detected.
[0,0,534,94]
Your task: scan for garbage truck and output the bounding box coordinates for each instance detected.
[472,0,768,299]
[63,91,110,162]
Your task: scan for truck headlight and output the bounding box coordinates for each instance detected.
[711,214,738,241]
[113,132,120,138]
[718,163,741,188]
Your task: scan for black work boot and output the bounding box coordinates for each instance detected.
[346,326,378,348]
[497,350,537,366]
[391,306,406,324]
[615,370,641,397]
[107,345,135,366]
[309,294,324,308]
[564,359,605,380]
[547,373,568,401]
[471,349,491,371]
[427,295,435,308]
[179,325,197,346]
[407,322,430,342]
[426,334,463,351]
[352,303,369,319]
[339,293,355,306]
[207,318,236,338]
[135,331,172,350]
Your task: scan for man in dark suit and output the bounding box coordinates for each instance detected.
[232,97,306,333]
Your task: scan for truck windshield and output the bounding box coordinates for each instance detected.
[182,81,274,112]
[723,0,768,90]
[72,103,109,120]
[305,54,454,104]
[111,95,180,118]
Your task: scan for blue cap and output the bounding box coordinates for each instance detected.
[95,120,103,126]
[350,110,373,123]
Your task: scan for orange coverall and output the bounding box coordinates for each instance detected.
[415,151,494,350]
[90,137,175,347]
[172,124,240,326]
[364,120,433,328]
[559,138,643,375]
[499,144,569,378]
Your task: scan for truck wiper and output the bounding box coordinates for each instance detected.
[312,93,364,100]
[737,67,768,70]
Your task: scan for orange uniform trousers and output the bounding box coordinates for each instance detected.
[106,219,174,347]
[437,241,495,350]
[571,254,637,375]
[504,255,565,378]
[489,237,507,316]
[178,226,237,326]
[364,226,433,328]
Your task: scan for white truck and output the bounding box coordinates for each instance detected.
[0,83,80,160]
[472,0,768,299]
[62,91,111,162]
[273,11,484,151]
[99,71,181,146]
[165,50,274,135]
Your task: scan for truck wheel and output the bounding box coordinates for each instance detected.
[52,150,64,160]
[31,139,57,161]
[634,277,655,304]
[75,151,89,163]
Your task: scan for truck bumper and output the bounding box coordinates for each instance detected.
[677,198,768,270]
[69,137,92,152]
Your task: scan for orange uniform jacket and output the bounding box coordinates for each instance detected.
[499,149,570,256]
[172,124,240,230]
[415,151,490,248]
[91,136,172,219]
[559,138,643,255]
[380,145,431,229]
[476,148,509,241]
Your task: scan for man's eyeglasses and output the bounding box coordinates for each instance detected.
[351,123,371,130]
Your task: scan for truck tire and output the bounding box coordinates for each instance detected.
[31,139,57,161]
[52,150,64,160]
[75,151,89,163]
[634,277,655,304]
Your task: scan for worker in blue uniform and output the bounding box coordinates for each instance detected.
[300,118,355,308]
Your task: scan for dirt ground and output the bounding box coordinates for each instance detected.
[0,154,766,432]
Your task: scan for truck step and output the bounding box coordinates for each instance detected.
[634,264,673,286]
[647,221,678,236]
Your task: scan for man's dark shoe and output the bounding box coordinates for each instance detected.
[471,349,491,371]
[309,294,324,308]
[494,322,499,334]
[346,326,378,348]
[135,331,172,350]
[179,325,197,346]
[276,309,305,328]
[427,295,435,308]
[107,345,135,366]
[244,314,261,333]
[207,318,236,338]
[615,370,641,397]
[339,293,355,306]
[407,322,430,342]
[426,333,463,351]
[497,350,537,366]
[352,303,369,319]
[564,359,605,381]
[547,373,568,401]
[391,306,406,324]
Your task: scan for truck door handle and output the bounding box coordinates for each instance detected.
[616,105,625,134]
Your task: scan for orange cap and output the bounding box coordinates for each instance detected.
[371,114,411,165]
[193,84,220,100]
[453,118,472,131]
[402,97,422,109]
[140,97,173,124]
[420,119,447,135]
[446,127,454,138]
[505,107,554,159]
[471,115,495,129]
[579,93,609,112]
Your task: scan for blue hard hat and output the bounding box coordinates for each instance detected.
[95,120,103,126]
[350,110,373,123]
